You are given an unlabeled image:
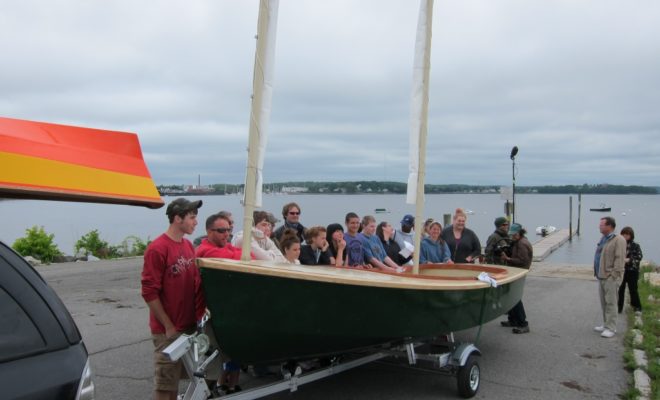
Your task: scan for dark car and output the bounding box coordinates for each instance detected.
[0,240,95,399]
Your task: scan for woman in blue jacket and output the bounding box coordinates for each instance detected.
[420,221,454,264]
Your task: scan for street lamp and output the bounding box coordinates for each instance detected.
[510,146,518,224]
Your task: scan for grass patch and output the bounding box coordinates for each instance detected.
[626,263,660,398]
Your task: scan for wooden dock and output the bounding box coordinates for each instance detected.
[532,228,577,261]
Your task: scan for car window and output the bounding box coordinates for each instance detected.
[0,287,46,362]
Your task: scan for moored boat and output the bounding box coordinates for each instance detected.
[197,259,527,364]
[535,225,557,235]
[374,207,390,213]
[590,203,611,212]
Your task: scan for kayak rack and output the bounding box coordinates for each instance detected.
[164,332,482,399]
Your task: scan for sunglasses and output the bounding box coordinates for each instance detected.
[288,211,300,215]
[210,227,232,234]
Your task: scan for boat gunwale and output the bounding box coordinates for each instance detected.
[196,258,527,290]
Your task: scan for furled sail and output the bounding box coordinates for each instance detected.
[241,0,280,261]
[407,0,434,273]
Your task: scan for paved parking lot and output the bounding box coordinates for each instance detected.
[39,259,628,399]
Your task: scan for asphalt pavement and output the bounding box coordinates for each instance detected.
[38,258,628,399]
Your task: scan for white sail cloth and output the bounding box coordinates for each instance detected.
[406,0,433,205]
[245,0,279,208]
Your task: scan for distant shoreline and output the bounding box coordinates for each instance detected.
[158,182,658,197]
[160,191,659,197]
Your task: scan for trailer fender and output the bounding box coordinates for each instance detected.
[451,343,481,366]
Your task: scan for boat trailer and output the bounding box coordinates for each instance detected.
[163,326,482,399]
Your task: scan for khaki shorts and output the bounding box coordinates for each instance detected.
[152,332,190,392]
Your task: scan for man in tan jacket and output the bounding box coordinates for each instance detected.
[593,216,626,338]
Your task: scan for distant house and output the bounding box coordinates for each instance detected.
[185,185,214,194]
[281,186,309,194]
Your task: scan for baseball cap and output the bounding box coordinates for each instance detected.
[508,223,522,235]
[400,214,415,226]
[166,198,203,218]
[494,217,509,227]
[266,212,279,225]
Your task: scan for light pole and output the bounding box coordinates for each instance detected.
[510,146,518,224]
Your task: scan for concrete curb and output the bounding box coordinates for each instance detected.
[632,317,652,399]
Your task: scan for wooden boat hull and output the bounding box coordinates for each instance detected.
[197,260,527,364]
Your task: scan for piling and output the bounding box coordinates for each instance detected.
[569,196,573,241]
[577,193,582,236]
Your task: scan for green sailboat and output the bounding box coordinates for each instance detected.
[196,0,528,369]
[198,260,526,364]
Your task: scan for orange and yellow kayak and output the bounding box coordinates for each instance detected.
[0,116,163,208]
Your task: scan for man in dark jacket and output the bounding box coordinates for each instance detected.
[484,216,511,264]
[500,223,533,334]
[273,202,306,243]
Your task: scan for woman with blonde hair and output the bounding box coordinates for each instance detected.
[441,208,482,263]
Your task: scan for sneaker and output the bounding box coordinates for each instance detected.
[594,326,605,332]
[512,326,530,334]
[601,329,616,338]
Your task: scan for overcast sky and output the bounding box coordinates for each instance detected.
[2,1,659,187]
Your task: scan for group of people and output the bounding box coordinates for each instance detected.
[192,202,492,272]
[140,197,644,398]
[139,199,523,399]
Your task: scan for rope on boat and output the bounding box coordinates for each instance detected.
[474,288,489,345]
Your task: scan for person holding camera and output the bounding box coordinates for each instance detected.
[484,217,511,265]
[500,223,533,334]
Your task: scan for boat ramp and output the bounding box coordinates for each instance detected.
[532,228,577,262]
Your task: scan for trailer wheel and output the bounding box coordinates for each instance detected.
[457,354,480,398]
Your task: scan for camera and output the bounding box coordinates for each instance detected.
[492,240,511,258]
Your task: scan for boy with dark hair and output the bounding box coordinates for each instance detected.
[141,198,206,400]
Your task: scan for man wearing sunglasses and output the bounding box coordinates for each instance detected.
[196,213,252,260]
[195,213,253,395]
[273,202,306,243]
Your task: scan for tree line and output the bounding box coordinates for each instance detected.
[158,182,657,195]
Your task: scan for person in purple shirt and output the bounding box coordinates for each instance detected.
[344,212,366,267]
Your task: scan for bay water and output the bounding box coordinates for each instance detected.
[1,194,657,264]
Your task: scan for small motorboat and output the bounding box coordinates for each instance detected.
[374,208,390,213]
[535,225,557,236]
[590,203,611,212]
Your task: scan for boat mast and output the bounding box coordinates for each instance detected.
[241,0,280,261]
[407,0,434,274]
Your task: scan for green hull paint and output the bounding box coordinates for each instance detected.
[200,267,525,364]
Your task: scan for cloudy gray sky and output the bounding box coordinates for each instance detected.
[2,1,659,186]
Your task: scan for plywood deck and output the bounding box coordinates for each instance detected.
[196,258,527,291]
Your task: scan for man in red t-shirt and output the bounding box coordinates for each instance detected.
[196,213,247,260]
[141,198,206,400]
[195,212,254,394]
